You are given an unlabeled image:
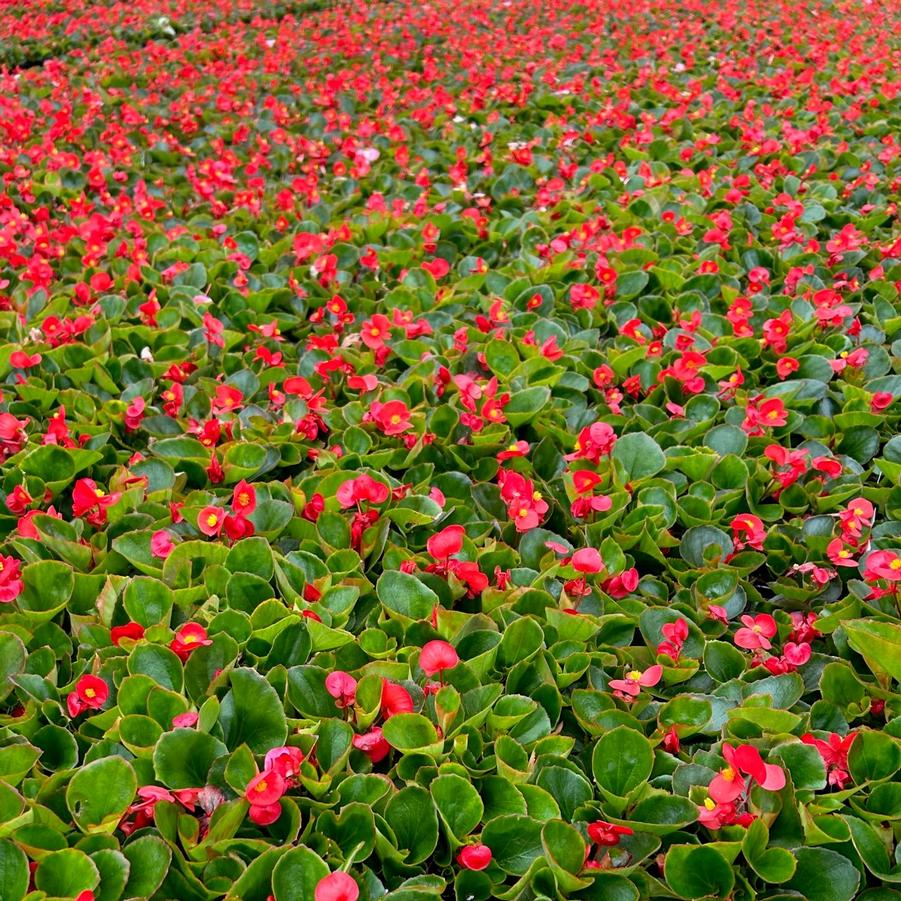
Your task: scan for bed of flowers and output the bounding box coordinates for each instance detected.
[0,0,900,898]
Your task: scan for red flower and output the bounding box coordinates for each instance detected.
[72,478,120,526]
[66,674,109,717]
[381,680,414,719]
[708,744,785,804]
[565,422,616,463]
[169,623,212,661]
[419,640,459,677]
[427,525,465,560]
[0,413,28,460]
[231,480,256,516]
[587,820,633,846]
[352,727,390,763]
[457,844,492,870]
[5,485,32,515]
[315,872,359,901]
[361,314,392,350]
[245,770,286,807]
[731,514,766,551]
[421,258,450,279]
[110,623,145,646]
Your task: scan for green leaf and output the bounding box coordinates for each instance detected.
[612,432,665,481]
[665,845,735,899]
[430,774,484,841]
[385,786,440,864]
[0,839,29,901]
[848,730,901,783]
[381,713,442,755]
[34,849,100,897]
[271,846,329,901]
[377,570,438,621]
[220,668,287,754]
[541,819,586,875]
[844,619,901,680]
[742,818,796,882]
[703,640,746,682]
[123,576,174,628]
[66,755,137,834]
[680,526,734,567]
[786,847,861,901]
[591,725,653,796]
[153,729,227,789]
[122,835,172,899]
[481,814,544,875]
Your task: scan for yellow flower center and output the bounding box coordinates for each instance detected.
[891,559,901,570]
[722,767,735,781]
[238,493,250,507]
[255,780,267,793]
[626,670,642,681]
[390,415,402,425]
[704,798,716,810]
[206,513,219,526]
[95,489,105,498]
[84,688,96,698]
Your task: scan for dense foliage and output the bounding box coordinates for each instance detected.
[1,0,900,899]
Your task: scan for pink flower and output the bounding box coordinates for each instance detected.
[419,640,459,677]
[325,671,357,708]
[827,538,857,568]
[197,506,225,537]
[172,711,199,728]
[608,665,662,699]
[0,555,24,603]
[315,872,359,901]
[336,474,389,509]
[264,746,305,781]
[802,732,857,789]
[571,548,604,573]
[734,614,777,650]
[151,530,175,559]
[863,550,901,582]
[708,744,785,804]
